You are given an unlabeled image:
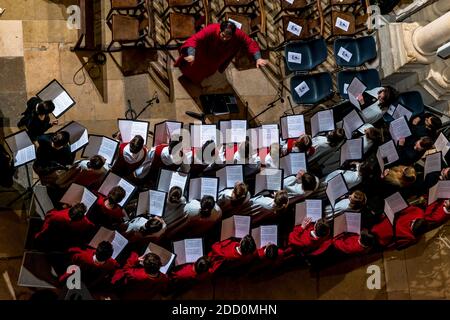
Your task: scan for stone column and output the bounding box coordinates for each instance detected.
[412,11,450,57]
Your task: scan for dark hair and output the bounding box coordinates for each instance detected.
[194,256,211,274]
[358,161,374,179]
[411,218,428,237]
[96,241,114,262]
[264,244,279,260]
[201,140,216,162]
[107,186,126,206]
[87,155,105,170]
[143,217,163,234]
[327,129,345,147]
[143,253,162,275]
[294,135,312,153]
[231,182,248,206]
[301,173,317,191]
[359,230,375,248]
[239,235,256,255]
[365,127,382,144]
[52,131,70,148]
[129,135,144,154]
[274,190,288,210]
[379,86,398,109]
[220,21,237,36]
[36,101,55,115]
[315,220,330,238]
[168,186,182,203]
[200,195,215,218]
[349,191,367,210]
[426,114,442,131]
[419,136,433,150]
[68,203,87,221]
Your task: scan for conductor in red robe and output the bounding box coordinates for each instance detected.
[175,21,268,85]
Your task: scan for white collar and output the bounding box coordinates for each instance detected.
[443,206,450,215]
[123,144,144,163]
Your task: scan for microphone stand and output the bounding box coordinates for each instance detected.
[248,95,285,123]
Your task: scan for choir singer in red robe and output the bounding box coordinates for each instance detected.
[175,21,268,84]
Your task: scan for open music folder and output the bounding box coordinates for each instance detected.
[136,189,167,217]
[153,121,183,146]
[280,114,306,140]
[280,152,307,177]
[59,183,98,212]
[333,212,361,237]
[5,130,36,167]
[216,165,244,191]
[311,109,335,137]
[98,172,136,207]
[219,120,247,144]
[220,215,251,241]
[188,177,219,201]
[157,169,189,194]
[145,242,176,274]
[251,225,278,248]
[89,227,128,259]
[376,140,399,172]
[118,119,150,145]
[37,79,76,118]
[384,192,408,224]
[190,124,218,148]
[326,173,348,209]
[424,152,442,178]
[249,124,280,150]
[428,181,450,205]
[255,168,283,194]
[173,238,204,266]
[343,109,364,139]
[389,116,411,143]
[58,121,89,153]
[340,138,363,166]
[295,199,323,225]
[347,77,367,109]
[82,134,119,165]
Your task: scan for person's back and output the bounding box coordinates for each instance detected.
[34,131,73,175]
[163,186,187,226]
[18,98,57,141]
[73,156,108,189]
[288,218,332,256]
[89,187,126,229]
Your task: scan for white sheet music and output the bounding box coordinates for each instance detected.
[169,171,188,193]
[361,104,381,122]
[347,77,367,109]
[345,212,361,234]
[287,21,302,36]
[83,135,118,165]
[340,138,362,165]
[435,133,450,156]
[295,200,322,225]
[376,140,399,171]
[294,81,310,98]
[14,145,36,167]
[221,120,246,143]
[287,52,302,64]
[424,152,442,177]
[326,174,348,208]
[70,129,88,153]
[145,243,175,274]
[116,179,135,207]
[228,18,242,29]
[285,115,305,139]
[392,104,412,121]
[384,192,407,224]
[216,165,243,191]
[234,215,251,239]
[149,190,166,216]
[52,91,73,117]
[174,238,203,265]
[280,152,306,176]
[337,47,353,62]
[335,17,350,31]
[260,124,279,147]
[256,168,282,193]
[389,116,411,143]
[252,225,278,248]
[118,120,149,145]
[343,110,364,139]
[154,121,182,146]
[313,110,334,137]
[428,181,450,205]
[89,227,128,259]
[200,178,218,200]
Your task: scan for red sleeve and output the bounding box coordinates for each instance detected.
[235,28,260,57]
[125,252,140,268]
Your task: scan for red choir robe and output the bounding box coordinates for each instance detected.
[395,206,425,248]
[35,208,95,250]
[207,239,255,273]
[174,23,261,84]
[111,252,168,288]
[225,144,238,163]
[59,247,119,285]
[285,138,315,156]
[370,215,394,247]
[333,233,369,255]
[288,223,332,256]
[170,264,211,282]
[88,193,125,228]
[111,142,147,177]
[424,200,450,227]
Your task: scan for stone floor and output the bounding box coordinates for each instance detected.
[1,0,450,300]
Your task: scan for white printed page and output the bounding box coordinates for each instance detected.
[14,145,36,167]
[98,137,118,165]
[265,169,283,191]
[389,117,411,143]
[333,214,347,237]
[326,174,348,207]
[226,165,243,188]
[52,91,74,118]
[200,178,218,200]
[259,225,278,248]
[347,77,367,108]
[344,212,361,234]
[343,110,364,139]
[260,124,279,148]
[340,138,362,165]
[384,192,407,217]
[436,181,450,203]
[149,190,166,217]
[184,238,203,264]
[392,104,412,121]
[230,120,247,143]
[424,152,442,177]
[306,199,322,222]
[169,172,188,193]
[434,133,450,156]
[234,215,251,239]
[286,115,305,139]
